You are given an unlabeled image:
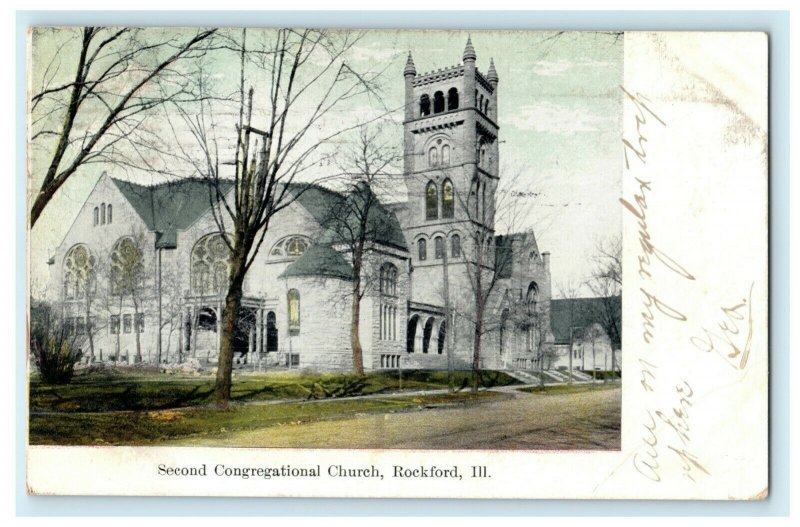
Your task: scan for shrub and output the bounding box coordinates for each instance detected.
[30,301,81,384]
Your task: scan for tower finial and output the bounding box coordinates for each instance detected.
[463,35,476,62]
[404,51,416,77]
[487,57,499,84]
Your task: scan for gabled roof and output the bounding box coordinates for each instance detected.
[111,177,233,249]
[279,243,353,281]
[317,182,408,251]
[550,297,621,344]
[277,183,407,281]
[286,183,347,226]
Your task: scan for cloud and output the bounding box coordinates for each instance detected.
[531,58,615,77]
[348,46,404,63]
[504,102,613,134]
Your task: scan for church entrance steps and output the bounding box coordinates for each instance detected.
[570,370,593,381]
[542,370,570,383]
[505,370,553,385]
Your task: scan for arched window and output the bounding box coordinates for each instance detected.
[434,236,444,259]
[93,208,99,226]
[500,308,510,354]
[287,289,300,334]
[212,261,228,292]
[442,179,454,218]
[419,94,430,116]
[191,233,231,295]
[266,311,278,351]
[451,234,461,258]
[527,282,540,315]
[433,91,445,113]
[479,93,484,112]
[107,204,112,224]
[437,321,447,354]
[484,99,490,114]
[380,263,398,295]
[425,181,438,220]
[473,178,481,218]
[63,244,93,299]
[191,261,209,294]
[418,238,427,261]
[197,307,217,331]
[286,237,307,256]
[481,182,487,221]
[110,237,143,296]
[101,204,106,225]
[447,87,459,110]
[428,146,439,167]
[269,235,310,258]
[441,144,450,165]
[422,317,434,353]
[407,316,419,353]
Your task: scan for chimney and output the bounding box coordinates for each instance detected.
[541,251,550,273]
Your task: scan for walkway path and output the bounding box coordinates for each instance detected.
[174,384,622,450]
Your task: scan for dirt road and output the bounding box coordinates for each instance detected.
[177,386,621,450]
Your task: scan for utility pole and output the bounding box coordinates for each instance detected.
[156,247,162,364]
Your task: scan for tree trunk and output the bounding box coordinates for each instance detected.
[472,316,482,392]
[84,299,95,361]
[350,251,364,375]
[133,299,142,363]
[350,291,364,376]
[215,243,248,406]
[215,280,244,406]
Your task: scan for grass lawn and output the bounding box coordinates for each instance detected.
[28,368,519,445]
[29,368,519,413]
[29,390,504,446]
[517,382,620,396]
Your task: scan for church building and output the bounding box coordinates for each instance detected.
[47,39,555,372]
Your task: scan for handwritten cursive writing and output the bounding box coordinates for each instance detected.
[638,357,658,392]
[620,176,696,282]
[633,410,661,482]
[633,379,709,484]
[691,282,755,370]
[620,87,666,169]
[639,287,688,344]
[661,381,709,483]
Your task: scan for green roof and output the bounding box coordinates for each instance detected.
[286,183,347,226]
[279,243,353,281]
[550,297,621,344]
[112,178,233,249]
[316,182,408,251]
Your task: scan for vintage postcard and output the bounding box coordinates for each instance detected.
[25,28,767,499]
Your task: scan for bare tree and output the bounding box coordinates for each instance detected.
[168,29,383,404]
[440,168,534,391]
[528,296,552,388]
[80,253,106,362]
[557,280,582,384]
[584,324,605,380]
[585,235,622,374]
[29,27,217,227]
[320,126,401,374]
[108,230,150,363]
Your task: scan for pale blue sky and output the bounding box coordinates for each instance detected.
[29,29,622,295]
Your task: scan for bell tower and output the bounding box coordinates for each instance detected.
[401,38,500,306]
